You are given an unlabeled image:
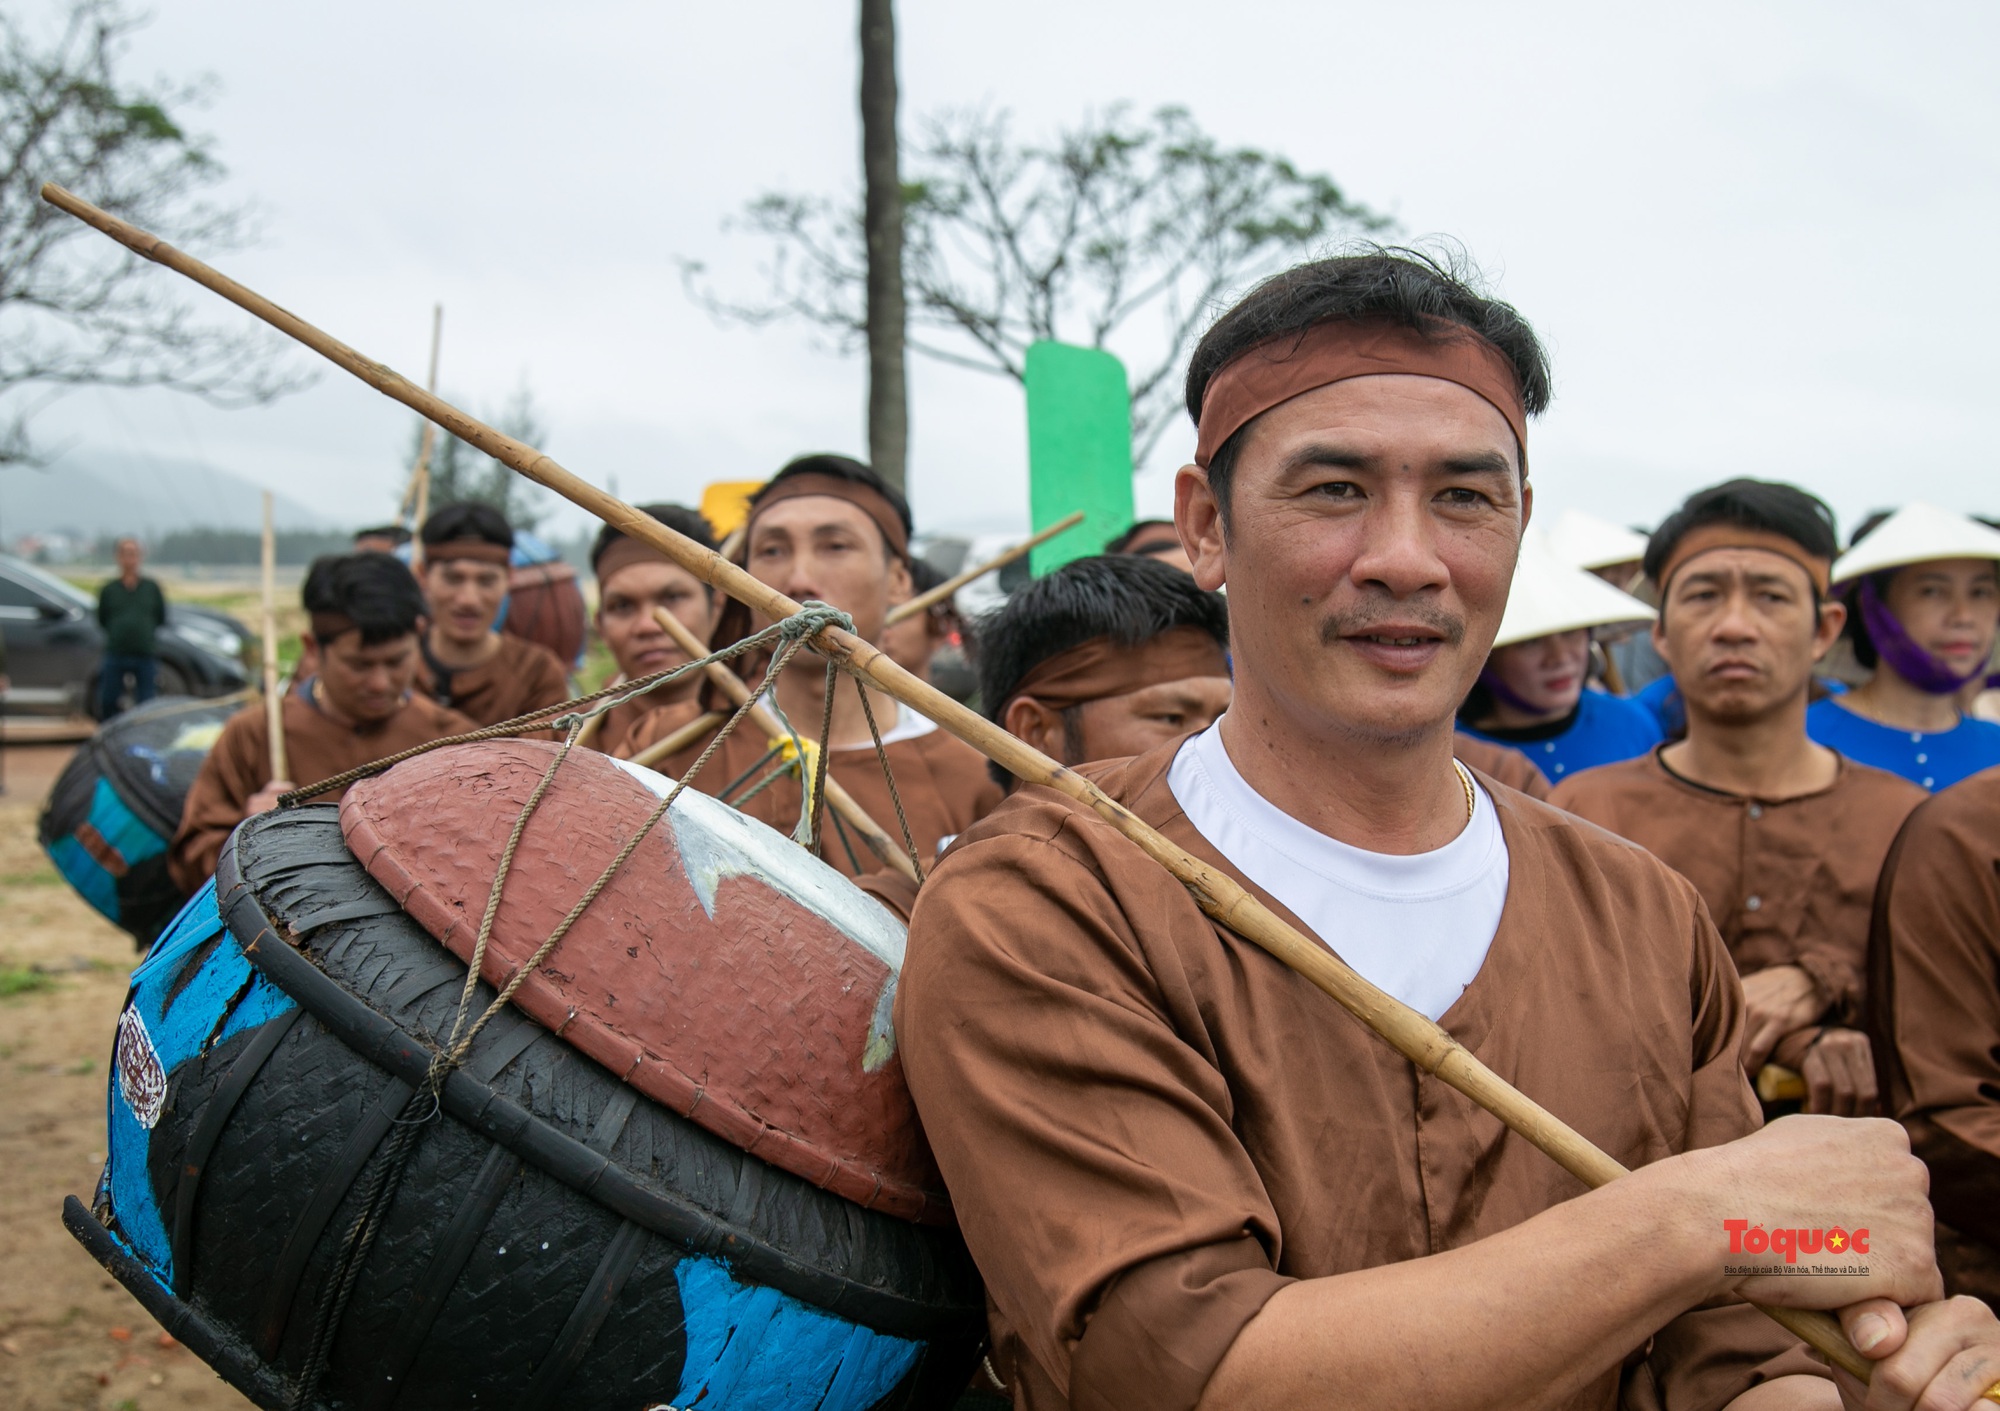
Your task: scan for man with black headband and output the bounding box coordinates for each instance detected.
[414,502,570,728]
[169,554,475,890]
[626,454,1002,875]
[897,258,1996,1411]
[1554,480,1925,1119]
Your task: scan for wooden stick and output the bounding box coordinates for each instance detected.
[259,491,289,783]
[41,182,1931,1393]
[884,512,1083,626]
[628,710,726,770]
[398,304,444,525]
[650,607,921,883]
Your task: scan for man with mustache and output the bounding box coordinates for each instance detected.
[897,258,1996,1411]
[1554,481,1925,1119]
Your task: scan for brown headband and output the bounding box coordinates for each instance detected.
[1655,524,1832,598]
[594,535,678,587]
[422,539,512,567]
[1002,627,1229,715]
[748,473,910,559]
[1194,318,1528,469]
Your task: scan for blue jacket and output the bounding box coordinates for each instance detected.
[1459,688,1664,785]
[1805,697,2000,792]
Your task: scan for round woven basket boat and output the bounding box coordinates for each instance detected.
[68,740,985,1411]
[40,694,240,945]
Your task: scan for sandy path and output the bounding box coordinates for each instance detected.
[0,744,252,1410]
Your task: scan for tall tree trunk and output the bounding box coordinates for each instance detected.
[858,0,908,492]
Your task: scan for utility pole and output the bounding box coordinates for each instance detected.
[858,0,908,491]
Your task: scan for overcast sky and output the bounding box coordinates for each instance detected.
[20,0,2000,543]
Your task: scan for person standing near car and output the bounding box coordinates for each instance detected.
[95,537,166,719]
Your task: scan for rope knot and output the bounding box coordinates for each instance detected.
[780,601,853,642]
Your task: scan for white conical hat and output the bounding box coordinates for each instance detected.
[1543,508,1651,571]
[1831,502,2000,585]
[1493,529,1655,649]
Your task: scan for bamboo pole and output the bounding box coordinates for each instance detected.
[398,304,444,527]
[650,606,920,883]
[42,182,1945,1394]
[884,511,1084,627]
[259,491,289,783]
[629,710,725,770]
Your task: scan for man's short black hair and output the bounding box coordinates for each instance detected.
[1104,519,1180,555]
[1642,479,1840,587]
[590,502,718,578]
[751,453,913,558]
[420,501,513,550]
[978,554,1229,717]
[303,553,427,645]
[1185,248,1553,527]
[353,524,411,548]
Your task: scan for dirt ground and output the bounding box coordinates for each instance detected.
[0,744,252,1411]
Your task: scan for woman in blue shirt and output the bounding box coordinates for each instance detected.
[1806,502,2000,791]
[1458,531,1662,784]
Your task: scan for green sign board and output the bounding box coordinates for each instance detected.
[1024,341,1135,575]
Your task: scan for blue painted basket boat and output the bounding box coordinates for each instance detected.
[39,694,241,946]
[65,800,984,1411]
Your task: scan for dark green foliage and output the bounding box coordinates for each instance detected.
[0,0,310,464]
[685,104,1391,461]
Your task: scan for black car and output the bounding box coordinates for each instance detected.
[0,555,253,717]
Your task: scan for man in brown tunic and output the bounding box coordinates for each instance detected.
[413,502,570,728]
[584,502,722,757]
[626,455,1001,876]
[1554,481,1925,1117]
[1869,764,2000,1305]
[898,255,1998,1411]
[169,554,475,890]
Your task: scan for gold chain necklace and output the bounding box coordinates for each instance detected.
[1452,759,1477,824]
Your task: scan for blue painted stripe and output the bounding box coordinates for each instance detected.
[105,882,297,1290]
[45,778,171,923]
[670,1256,920,1411]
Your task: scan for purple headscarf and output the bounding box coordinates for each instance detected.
[1857,573,1989,695]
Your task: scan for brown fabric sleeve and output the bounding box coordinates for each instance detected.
[898,821,1292,1411]
[1069,1238,1291,1411]
[1868,781,2000,1250]
[167,705,269,893]
[1638,897,1830,1408]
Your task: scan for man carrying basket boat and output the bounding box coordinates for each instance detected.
[896,252,2000,1411]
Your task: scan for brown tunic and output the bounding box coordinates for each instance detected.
[1867,765,2000,1303]
[625,704,1003,879]
[897,740,1819,1411]
[1454,731,1551,799]
[169,690,477,892]
[417,633,570,728]
[1551,750,1923,1028]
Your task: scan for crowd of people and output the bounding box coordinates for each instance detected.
[154,248,2000,1409]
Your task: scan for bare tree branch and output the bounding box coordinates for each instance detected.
[686,102,1391,464]
[0,0,313,464]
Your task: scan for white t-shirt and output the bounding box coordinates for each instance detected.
[836,699,936,749]
[1167,722,1509,1022]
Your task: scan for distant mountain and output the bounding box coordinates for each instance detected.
[0,449,333,538]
